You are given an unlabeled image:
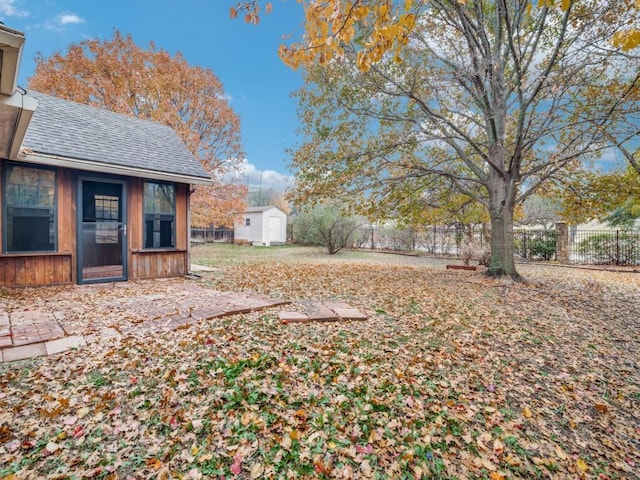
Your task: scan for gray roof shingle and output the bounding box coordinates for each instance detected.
[22,91,211,181]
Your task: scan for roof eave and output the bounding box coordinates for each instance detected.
[0,90,38,159]
[0,25,26,96]
[17,151,213,186]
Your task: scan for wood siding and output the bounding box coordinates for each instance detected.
[1,161,191,287]
[1,254,73,286]
[127,180,190,280]
[131,250,188,279]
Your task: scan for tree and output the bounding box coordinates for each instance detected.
[293,204,361,254]
[284,1,639,280]
[519,195,562,231]
[247,187,291,213]
[554,165,640,227]
[28,30,246,227]
[233,1,640,55]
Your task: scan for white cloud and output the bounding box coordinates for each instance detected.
[238,160,293,192]
[0,0,28,17]
[57,13,85,25]
[34,12,86,32]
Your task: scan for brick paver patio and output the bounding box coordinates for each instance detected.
[1,270,369,363]
[0,276,289,363]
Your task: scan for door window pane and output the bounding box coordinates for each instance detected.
[3,165,56,253]
[144,182,175,249]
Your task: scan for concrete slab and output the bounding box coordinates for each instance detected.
[279,311,309,323]
[323,301,353,310]
[331,308,368,321]
[0,336,13,348]
[305,304,338,321]
[2,343,47,362]
[45,336,87,355]
[190,264,218,272]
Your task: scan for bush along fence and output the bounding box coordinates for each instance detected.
[353,223,640,266]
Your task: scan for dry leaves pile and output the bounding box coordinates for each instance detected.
[1,245,639,479]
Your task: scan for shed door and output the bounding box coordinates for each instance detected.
[78,179,127,283]
[268,216,281,243]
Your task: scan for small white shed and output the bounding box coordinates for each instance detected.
[235,206,287,246]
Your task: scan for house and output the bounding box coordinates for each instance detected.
[234,206,287,246]
[0,25,211,287]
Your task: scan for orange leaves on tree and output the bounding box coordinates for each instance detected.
[28,30,245,227]
[190,182,247,228]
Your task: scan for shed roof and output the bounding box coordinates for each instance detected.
[19,91,211,185]
[246,205,286,214]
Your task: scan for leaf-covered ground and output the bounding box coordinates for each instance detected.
[1,244,639,479]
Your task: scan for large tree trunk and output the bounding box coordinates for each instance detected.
[486,171,522,281]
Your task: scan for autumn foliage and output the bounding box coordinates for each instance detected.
[235,0,640,66]
[28,30,246,227]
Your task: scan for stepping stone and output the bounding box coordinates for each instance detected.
[2,343,47,362]
[330,308,368,321]
[279,311,309,323]
[323,301,352,310]
[304,303,338,322]
[45,336,86,355]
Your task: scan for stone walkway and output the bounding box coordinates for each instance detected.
[0,276,289,363]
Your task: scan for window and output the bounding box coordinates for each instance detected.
[3,164,56,253]
[94,194,120,244]
[245,218,251,226]
[144,181,175,249]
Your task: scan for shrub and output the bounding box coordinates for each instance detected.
[460,241,490,265]
[514,230,556,261]
[292,205,361,254]
[528,234,556,261]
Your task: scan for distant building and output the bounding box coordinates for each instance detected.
[234,206,287,246]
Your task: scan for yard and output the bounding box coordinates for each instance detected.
[1,244,639,479]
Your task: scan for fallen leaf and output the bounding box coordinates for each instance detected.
[250,462,264,478]
[576,458,588,473]
[63,415,78,425]
[555,445,568,460]
[77,407,90,419]
[360,459,373,477]
[231,453,242,475]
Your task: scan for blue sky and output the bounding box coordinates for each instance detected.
[1,0,304,191]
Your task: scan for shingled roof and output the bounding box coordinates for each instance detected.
[20,91,211,184]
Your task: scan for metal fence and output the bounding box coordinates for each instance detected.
[354,226,486,256]
[192,223,640,266]
[191,226,234,244]
[353,225,640,266]
[513,229,557,261]
[568,229,640,265]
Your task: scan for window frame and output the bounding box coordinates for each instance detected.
[142,180,176,250]
[2,162,58,254]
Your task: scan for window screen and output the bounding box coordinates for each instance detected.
[3,164,56,253]
[143,182,175,249]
